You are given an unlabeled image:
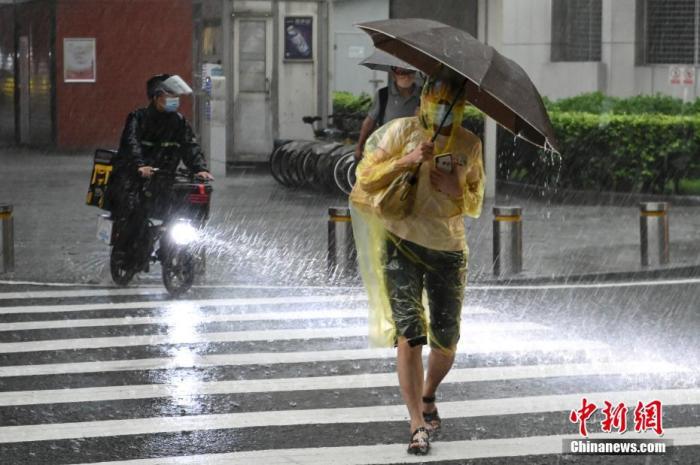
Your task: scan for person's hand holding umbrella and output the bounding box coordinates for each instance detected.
[396,140,434,168]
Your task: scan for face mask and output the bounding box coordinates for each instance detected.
[164,97,180,113]
[433,103,453,127]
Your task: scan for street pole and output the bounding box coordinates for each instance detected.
[478,0,502,199]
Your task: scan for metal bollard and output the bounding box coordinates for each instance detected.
[493,206,522,276]
[327,206,356,278]
[0,204,14,273]
[639,202,669,266]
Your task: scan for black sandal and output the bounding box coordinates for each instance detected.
[407,426,430,455]
[422,395,442,433]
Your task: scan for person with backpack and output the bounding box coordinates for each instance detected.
[354,66,421,161]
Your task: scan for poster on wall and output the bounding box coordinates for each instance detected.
[284,16,313,60]
[64,38,96,82]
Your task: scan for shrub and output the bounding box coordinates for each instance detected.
[547,91,697,115]
[332,91,372,114]
[498,112,700,194]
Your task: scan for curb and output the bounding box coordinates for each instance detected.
[497,181,700,207]
[475,264,700,286]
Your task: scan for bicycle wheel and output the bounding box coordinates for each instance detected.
[307,142,342,191]
[333,151,355,195]
[269,143,290,186]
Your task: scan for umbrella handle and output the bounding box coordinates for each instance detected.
[430,78,469,143]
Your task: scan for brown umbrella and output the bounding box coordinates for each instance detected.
[358,49,418,72]
[356,18,559,152]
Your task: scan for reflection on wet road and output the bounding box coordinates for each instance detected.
[0,279,698,464]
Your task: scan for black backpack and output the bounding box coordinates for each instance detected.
[376,86,389,127]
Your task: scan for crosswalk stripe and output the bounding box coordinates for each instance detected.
[0,285,360,300]
[69,426,700,465]
[0,305,495,332]
[0,339,610,377]
[0,322,547,354]
[0,294,369,315]
[1,387,698,443]
[0,361,685,407]
[0,288,166,300]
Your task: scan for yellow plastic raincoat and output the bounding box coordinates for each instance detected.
[350,114,485,349]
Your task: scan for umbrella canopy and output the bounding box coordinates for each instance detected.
[358,49,418,72]
[356,18,559,152]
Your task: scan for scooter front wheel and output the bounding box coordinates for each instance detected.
[110,248,135,287]
[162,250,195,297]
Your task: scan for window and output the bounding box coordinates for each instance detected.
[639,0,697,64]
[201,23,221,58]
[239,20,266,92]
[551,0,602,62]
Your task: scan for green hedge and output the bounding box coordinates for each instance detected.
[498,112,700,194]
[333,91,372,114]
[335,91,700,194]
[479,93,700,195]
[545,91,700,115]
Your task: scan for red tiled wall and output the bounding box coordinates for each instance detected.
[56,0,193,150]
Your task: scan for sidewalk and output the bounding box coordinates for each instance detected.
[0,148,698,286]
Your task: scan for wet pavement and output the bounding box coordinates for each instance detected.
[0,149,699,286]
[0,281,698,464]
[0,149,699,463]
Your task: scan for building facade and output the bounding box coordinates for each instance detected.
[0,0,194,149]
[2,0,698,167]
[499,0,700,101]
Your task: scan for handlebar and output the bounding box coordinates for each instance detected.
[141,167,212,183]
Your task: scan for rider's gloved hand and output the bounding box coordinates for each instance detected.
[195,171,214,181]
[138,166,156,178]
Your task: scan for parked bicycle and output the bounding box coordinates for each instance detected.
[269,112,363,195]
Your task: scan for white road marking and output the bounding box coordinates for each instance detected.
[0,295,368,315]
[0,288,166,300]
[1,388,698,443]
[0,322,546,353]
[1,276,698,294]
[70,426,700,464]
[0,338,609,377]
[468,277,700,291]
[0,361,686,407]
[0,305,495,332]
[0,280,105,288]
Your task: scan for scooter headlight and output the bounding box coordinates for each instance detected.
[170,222,198,246]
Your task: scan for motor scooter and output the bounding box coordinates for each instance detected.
[109,168,212,297]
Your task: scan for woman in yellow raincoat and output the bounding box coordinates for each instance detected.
[349,68,485,455]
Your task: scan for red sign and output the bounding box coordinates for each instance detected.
[570,398,664,437]
[669,66,682,85]
[683,67,695,85]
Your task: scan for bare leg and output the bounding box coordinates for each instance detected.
[423,347,456,414]
[396,337,427,432]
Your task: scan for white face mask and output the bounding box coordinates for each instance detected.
[433,103,453,127]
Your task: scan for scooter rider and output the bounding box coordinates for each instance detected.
[111,74,214,263]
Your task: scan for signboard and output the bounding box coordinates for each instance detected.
[64,38,96,83]
[668,65,695,86]
[668,66,682,85]
[284,16,313,60]
[683,67,695,85]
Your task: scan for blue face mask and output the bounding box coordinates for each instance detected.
[164,97,180,113]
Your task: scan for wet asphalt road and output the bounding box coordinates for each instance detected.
[1,150,700,286]
[0,279,698,464]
